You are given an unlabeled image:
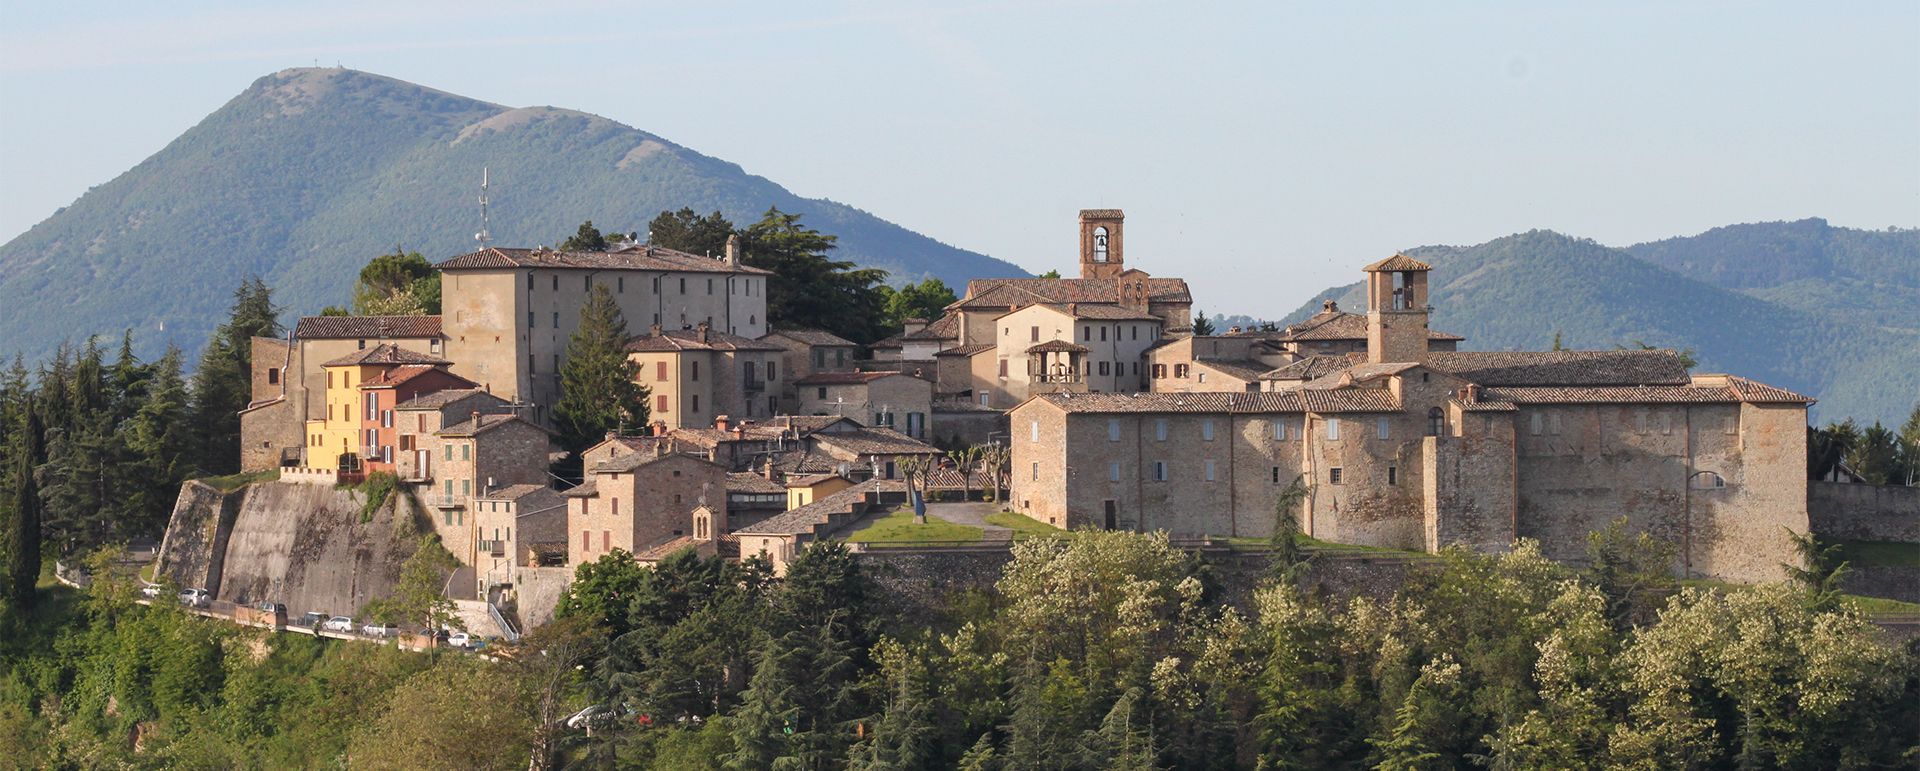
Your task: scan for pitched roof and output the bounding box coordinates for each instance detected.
[436,245,772,275]
[1479,375,1813,406]
[634,534,740,562]
[625,327,785,352]
[770,415,858,436]
[360,364,474,389]
[765,328,858,347]
[934,343,996,357]
[794,371,909,386]
[1193,358,1271,382]
[784,473,848,488]
[726,472,787,495]
[1259,356,1355,381]
[437,412,548,438]
[591,449,720,474]
[960,276,1193,307]
[294,315,443,340]
[1026,390,1401,414]
[395,388,500,410]
[812,427,943,456]
[322,343,450,367]
[1363,254,1433,272]
[1424,350,1691,387]
[476,484,557,502]
[1027,340,1090,354]
[1275,306,1462,342]
[736,479,904,536]
[1037,303,1162,321]
[872,313,962,348]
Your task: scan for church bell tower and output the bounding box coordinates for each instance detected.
[1079,209,1125,279]
[1364,254,1433,363]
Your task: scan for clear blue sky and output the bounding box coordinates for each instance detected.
[2,1,1915,316]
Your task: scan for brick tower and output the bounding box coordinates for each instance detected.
[1079,209,1125,280]
[1364,254,1433,363]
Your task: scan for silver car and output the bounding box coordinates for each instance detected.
[176,588,210,608]
[320,615,355,633]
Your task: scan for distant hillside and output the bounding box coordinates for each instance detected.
[1282,229,1920,425]
[0,68,1025,362]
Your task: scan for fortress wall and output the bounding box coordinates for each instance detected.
[1810,481,1920,543]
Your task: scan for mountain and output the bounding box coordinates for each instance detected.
[0,68,1026,362]
[1281,229,1920,426]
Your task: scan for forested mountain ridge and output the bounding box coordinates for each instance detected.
[1281,228,1920,425]
[1625,218,1920,332]
[0,67,1025,364]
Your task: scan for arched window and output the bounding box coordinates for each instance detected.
[1689,471,1727,489]
[1093,227,1109,262]
[1427,407,1444,436]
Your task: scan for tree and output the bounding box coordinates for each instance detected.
[560,220,612,252]
[509,615,605,771]
[347,659,533,770]
[739,207,890,344]
[1582,517,1674,631]
[1900,402,1920,485]
[1781,530,1849,612]
[1550,330,1565,351]
[553,284,648,454]
[351,248,441,315]
[555,549,650,639]
[364,536,463,631]
[189,277,281,475]
[118,345,193,536]
[878,278,958,330]
[1036,269,1062,280]
[1,399,42,611]
[648,208,735,258]
[1192,309,1217,336]
[947,446,983,502]
[1843,422,1901,484]
[1267,475,1312,585]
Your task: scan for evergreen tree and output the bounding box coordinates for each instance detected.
[108,330,151,425]
[648,208,735,258]
[740,208,890,344]
[119,346,192,535]
[1191,309,1217,336]
[559,220,612,252]
[1,399,41,611]
[1900,402,1920,485]
[877,278,958,330]
[189,277,281,475]
[553,284,648,454]
[848,640,938,770]
[350,248,440,315]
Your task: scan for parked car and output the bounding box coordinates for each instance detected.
[415,627,450,642]
[139,584,163,599]
[361,622,398,637]
[320,616,355,633]
[256,602,286,616]
[296,611,326,628]
[177,588,210,608]
[447,631,472,648]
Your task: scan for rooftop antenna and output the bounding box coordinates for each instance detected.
[474,166,492,248]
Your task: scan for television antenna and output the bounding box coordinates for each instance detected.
[474,166,492,247]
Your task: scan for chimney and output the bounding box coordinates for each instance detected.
[1322,299,1338,313]
[724,234,741,266]
[733,424,745,440]
[605,430,617,443]
[714,415,730,432]
[470,410,480,428]
[901,317,928,336]
[649,323,662,337]
[763,457,774,480]
[1066,303,1078,317]
[1227,325,1241,335]
[696,322,710,344]
[651,420,668,437]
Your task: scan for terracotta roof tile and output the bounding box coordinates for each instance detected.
[1260,356,1354,381]
[794,371,908,386]
[1027,339,1090,354]
[1425,350,1691,387]
[634,534,740,562]
[322,343,450,367]
[437,246,772,275]
[1276,309,1462,342]
[1030,390,1400,414]
[812,427,942,457]
[727,472,786,495]
[295,315,443,340]
[1362,254,1433,272]
[960,276,1193,307]
[395,388,502,410]
[765,329,858,347]
[1194,358,1270,381]
[437,412,550,438]
[736,479,904,536]
[935,343,996,357]
[625,328,785,352]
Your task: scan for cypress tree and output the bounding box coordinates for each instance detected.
[2,400,42,610]
[190,277,282,475]
[553,284,648,454]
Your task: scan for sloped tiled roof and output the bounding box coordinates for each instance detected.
[395,388,501,410]
[1482,377,1814,406]
[960,276,1193,306]
[727,472,787,495]
[794,371,908,386]
[634,534,740,562]
[1425,350,1690,387]
[295,315,442,340]
[873,314,961,348]
[1050,303,1161,321]
[1260,356,1355,382]
[1029,390,1401,414]
[592,449,719,474]
[360,364,474,389]
[1276,307,1462,342]
[1722,375,1818,403]
[812,427,942,457]
[437,412,550,438]
[626,328,785,352]
[783,473,848,488]
[1193,358,1270,382]
[477,484,555,502]
[736,479,903,536]
[437,245,772,274]
[934,343,996,357]
[1027,340,1090,354]
[322,343,450,367]
[1363,254,1433,272]
[765,328,858,347]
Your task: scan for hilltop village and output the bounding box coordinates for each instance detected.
[214,208,1816,630]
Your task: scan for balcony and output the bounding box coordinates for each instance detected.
[433,494,464,509]
[742,375,765,393]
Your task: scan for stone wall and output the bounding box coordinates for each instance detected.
[1845,566,1920,604]
[930,405,1006,448]
[155,481,245,593]
[1810,481,1920,543]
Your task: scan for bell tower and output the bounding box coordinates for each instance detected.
[1079,209,1124,279]
[1363,254,1433,363]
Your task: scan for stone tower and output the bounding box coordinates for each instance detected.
[1364,254,1433,363]
[1079,209,1125,279]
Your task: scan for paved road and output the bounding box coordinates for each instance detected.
[926,502,1011,540]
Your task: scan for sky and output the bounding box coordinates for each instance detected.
[1,0,1915,316]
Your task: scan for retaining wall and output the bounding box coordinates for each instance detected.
[1809,482,1920,543]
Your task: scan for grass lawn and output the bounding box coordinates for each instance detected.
[1845,594,1920,616]
[847,508,983,544]
[985,511,1063,536]
[1213,534,1423,556]
[1829,539,1920,568]
[200,468,280,491]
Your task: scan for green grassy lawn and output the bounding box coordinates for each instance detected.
[847,509,984,544]
[200,468,280,491]
[1829,539,1920,568]
[985,511,1063,536]
[1213,534,1424,556]
[1845,594,1920,616]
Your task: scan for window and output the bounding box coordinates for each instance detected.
[1030,420,1040,442]
[1155,419,1168,441]
[1326,418,1341,440]
[1131,362,1139,375]
[767,361,777,381]
[430,339,443,355]
[1530,413,1543,436]
[656,361,668,381]
[1377,417,1391,440]
[1031,462,1039,481]
[657,394,669,413]
[690,361,699,381]
[1108,419,1121,441]
[1271,466,1281,484]
[1175,364,1189,378]
[1197,372,1208,384]
[1131,326,1139,341]
[1635,410,1648,434]
[835,350,846,366]
[529,273,536,290]
[461,443,470,460]
[267,368,280,385]
[1329,467,1343,485]
[1660,413,1673,435]
[584,276,591,290]
[999,359,1009,377]
[1093,226,1109,261]
[1201,419,1214,441]
[1550,414,1563,435]
[1388,466,1398,485]
[1427,408,1444,436]
[814,349,825,367]
[462,479,471,496]
[1205,460,1216,481]
[1153,461,1168,481]
[691,395,700,412]
[1099,326,1108,342]
[1723,415,1737,435]
[529,353,537,373]
[552,312,560,328]
[445,444,453,460]
[1098,361,1110,376]
[679,278,686,294]
[602,530,610,551]
[552,275,559,290]
[612,498,619,516]
[583,531,591,552]
[1152,364,1166,378]
[707,278,714,295]
[817,387,828,399]
[1030,326,1040,342]
[1083,327,1091,341]
[618,277,624,292]
[1110,462,1121,481]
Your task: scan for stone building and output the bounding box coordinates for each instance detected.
[625,323,787,429]
[761,328,861,411]
[391,388,512,482]
[241,316,446,471]
[471,484,567,594]
[301,344,456,471]
[435,238,772,424]
[1008,255,1814,583]
[1145,335,1284,393]
[562,448,729,565]
[794,371,935,440]
[428,413,555,565]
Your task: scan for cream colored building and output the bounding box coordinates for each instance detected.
[625,323,787,430]
[243,316,446,471]
[794,371,935,440]
[969,302,1162,408]
[436,239,772,425]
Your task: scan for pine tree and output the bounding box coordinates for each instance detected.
[0,399,41,611]
[739,208,890,344]
[648,208,735,258]
[553,284,648,454]
[120,345,192,535]
[1192,309,1217,336]
[108,330,151,425]
[189,277,282,474]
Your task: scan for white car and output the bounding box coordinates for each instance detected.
[140,584,163,599]
[361,622,398,637]
[320,616,355,633]
[177,588,210,607]
[447,631,472,648]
